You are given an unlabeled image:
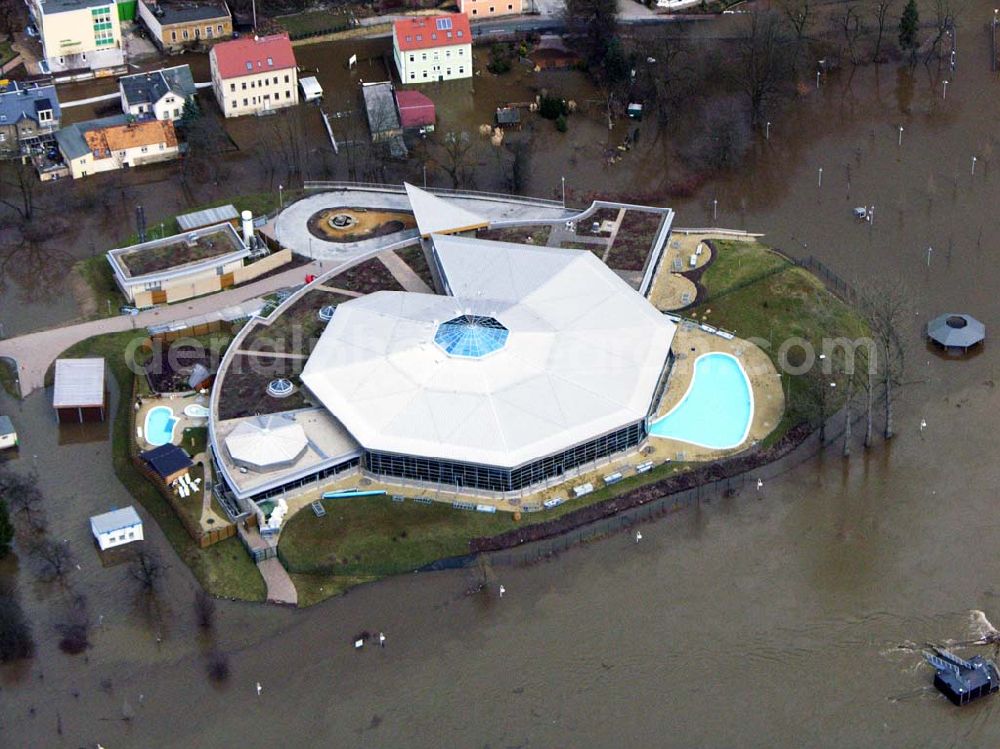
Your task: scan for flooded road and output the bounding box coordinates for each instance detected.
[6,5,1000,746]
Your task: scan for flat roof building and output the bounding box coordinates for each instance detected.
[29,0,125,74]
[53,358,106,423]
[90,506,143,551]
[107,222,250,306]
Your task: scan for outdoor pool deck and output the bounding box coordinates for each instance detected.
[647,231,760,312]
[136,392,210,452]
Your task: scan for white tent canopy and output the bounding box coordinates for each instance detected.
[404,182,489,238]
[302,235,675,469]
[225,414,309,471]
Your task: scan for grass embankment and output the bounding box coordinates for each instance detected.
[688,241,868,445]
[51,331,266,601]
[277,9,351,39]
[278,239,868,605]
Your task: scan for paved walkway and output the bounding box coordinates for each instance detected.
[0,257,325,397]
[378,249,432,293]
[258,557,298,606]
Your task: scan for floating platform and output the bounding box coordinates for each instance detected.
[925,649,1000,706]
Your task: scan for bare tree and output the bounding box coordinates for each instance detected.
[0,220,73,303]
[734,11,793,127]
[30,537,75,583]
[0,468,46,534]
[856,278,913,439]
[206,649,230,682]
[193,588,216,629]
[56,593,90,655]
[0,583,34,663]
[925,0,956,64]
[433,131,477,189]
[0,159,39,222]
[777,0,812,42]
[870,0,897,62]
[129,549,164,592]
[840,4,866,65]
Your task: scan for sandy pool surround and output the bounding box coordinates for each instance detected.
[651,351,755,450]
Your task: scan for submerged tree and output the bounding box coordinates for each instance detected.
[734,11,793,127]
[30,537,75,584]
[0,586,34,663]
[899,0,919,62]
[129,549,164,593]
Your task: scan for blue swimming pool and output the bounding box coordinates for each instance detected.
[648,352,753,449]
[144,406,178,447]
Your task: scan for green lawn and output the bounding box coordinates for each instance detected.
[277,9,351,38]
[689,241,869,444]
[182,426,208,455]
[74,254,126,319]
[0,41,14,68]
[51,331,266,602]
[278,459,692,584]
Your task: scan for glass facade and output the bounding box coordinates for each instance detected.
[365,421,646,493]
[434,315,508,358]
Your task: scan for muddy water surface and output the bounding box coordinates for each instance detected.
[5,6,1000,747]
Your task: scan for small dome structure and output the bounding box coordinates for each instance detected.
[318,305,336,322]
[927,313,986,352]
[224,414,308,472]
[267,378,295,398]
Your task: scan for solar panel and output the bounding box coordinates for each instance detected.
[436,17,452,30]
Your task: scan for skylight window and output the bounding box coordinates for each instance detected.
[436,17,453,30]
[267,56,273,65]
[434,316,509,359]
[245,61,252,71]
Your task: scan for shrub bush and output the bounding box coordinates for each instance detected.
[539,94,567,120]
[555,114,568,132]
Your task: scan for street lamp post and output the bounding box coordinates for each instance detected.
[422,164,427,188]
[712,198,718,221]
[943,80,948,99]
[898,125,904,146]
[561,176,566,208]
[765,121,771,140]
[278,184,284,210]
[818,167,823,188]
[816,70,821,88]
[972,156,978,176]
[926,246,933,267]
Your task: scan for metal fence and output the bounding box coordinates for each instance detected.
[302,180,564,208]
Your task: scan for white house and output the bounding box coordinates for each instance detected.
[54,115,180,179]
[392,14,472,85]
[90,506,143,551]
[209,33,299,118]
[119,65,197,121]
[0,415,17,450]
[29,0,124,74]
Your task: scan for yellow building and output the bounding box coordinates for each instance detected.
[30,0,124,74]
[209,33,298,118]
[457,0,522,18]
[55,116,180,179]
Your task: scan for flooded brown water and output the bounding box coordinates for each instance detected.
[6,6,1000,746]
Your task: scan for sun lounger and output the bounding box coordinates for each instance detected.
[689,254,698,267]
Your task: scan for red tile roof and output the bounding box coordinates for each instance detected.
[395,90,435,128]
[211,33,297,80]
[394,14,471,52]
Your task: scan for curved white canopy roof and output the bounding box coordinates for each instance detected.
[225,414,309,470]
[301,235,675,468]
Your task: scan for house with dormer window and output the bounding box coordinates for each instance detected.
[209,33,298,118]
[392,14,472,85]
[0,81,61,156]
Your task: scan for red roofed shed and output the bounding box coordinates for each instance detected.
[395,90,436,130]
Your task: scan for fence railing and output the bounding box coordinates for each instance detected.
[302,180,565,208]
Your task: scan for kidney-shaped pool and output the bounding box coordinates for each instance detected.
[648,352,754,450]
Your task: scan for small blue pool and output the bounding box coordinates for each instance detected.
[649,352,753,449]
[144,406,178,447]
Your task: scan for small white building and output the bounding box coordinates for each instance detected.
[90,506,143,551]
[0,415,17,450]
[299,76,323,102]
[392,14,472,85]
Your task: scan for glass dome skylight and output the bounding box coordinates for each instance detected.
[433,315,508,358]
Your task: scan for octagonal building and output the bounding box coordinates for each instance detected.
[300,234,676,493]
